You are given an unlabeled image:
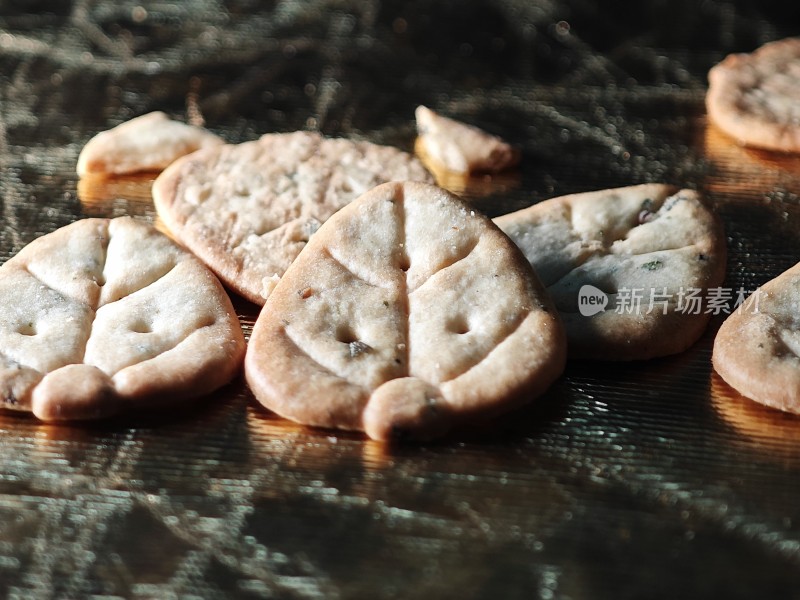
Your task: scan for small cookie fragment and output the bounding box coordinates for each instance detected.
[0,217,245,421]
[77,111,224,176]
[713,262,800,414]
[415,105,520,174]
[153,131,434,305]
[245,181,566,441]
[495,184,727,360]
[706,38,800,153]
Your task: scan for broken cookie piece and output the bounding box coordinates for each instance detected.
[0,217,245,421]
[77,111,224,176]
[415,105,520,174]
[245,181,566,441]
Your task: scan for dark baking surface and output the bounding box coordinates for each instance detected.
[2,1,800,598]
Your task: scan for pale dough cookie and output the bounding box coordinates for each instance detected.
[706,38,800,153]
[245,181,566,441]
[77,111,224,176]
[0,217,245,421]
[152,131,434,305]
[415,105,520,174]
[713,261,800,414]
[495,184,727,360]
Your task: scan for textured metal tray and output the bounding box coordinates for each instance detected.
[1,1,800,598]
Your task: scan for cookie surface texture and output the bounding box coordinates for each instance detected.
[0,217,245,421]
[495,184,727,360]
[77,111,224,176]
[713,261,800,414]
[415,105,520,174]
[153,131,434,305]
[245,181,566,441]
[706,37,800,153]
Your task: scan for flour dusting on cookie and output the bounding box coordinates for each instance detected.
[153,131,434,305]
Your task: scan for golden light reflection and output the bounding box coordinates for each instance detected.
[245,394,405,474]
[414,138,521,200]
[710,370,800,459]
[703,120,800,197]
[77,172,174,236]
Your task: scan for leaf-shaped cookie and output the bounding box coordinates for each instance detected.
[245,181,566,441]
[77,112,224,176]
[495,184,727,360]
[0,217,245,421]
[713,261,800,413]
[152,131,434,305]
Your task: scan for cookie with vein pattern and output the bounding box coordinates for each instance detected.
[495,184,727,360]
[245,181,566,441]
[0,217,245,421]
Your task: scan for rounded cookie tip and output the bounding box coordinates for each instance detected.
[31,364,120,422]
[363,377,452,442]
